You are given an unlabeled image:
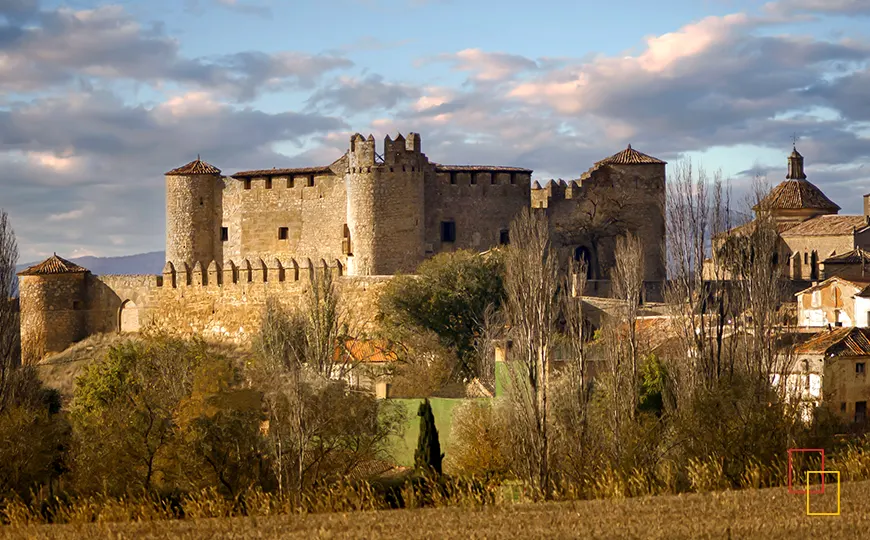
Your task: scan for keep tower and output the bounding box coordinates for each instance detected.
[164,157,221,270]
[345,133,426,275]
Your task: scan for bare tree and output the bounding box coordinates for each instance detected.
[551,258,593,482]
[664,162,739,404]
[503,208,560,495]
[253,271,400,495]
[0,210,20,412]
[612,233,645,416]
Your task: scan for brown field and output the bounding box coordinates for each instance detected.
[2,480,867,539]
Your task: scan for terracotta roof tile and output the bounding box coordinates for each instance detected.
[826,247,870,264]
[433,164,532,173]
[780,215,865,237]
[18,254,88,276]
[232,166,333,177]
[165,157,221,175]
[753,179,840,212]
[595,145,666,165]
[795,327,870,356]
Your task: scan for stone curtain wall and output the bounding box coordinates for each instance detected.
[79,265,390,345]
[425,170,531,254]
[220,171,348,268]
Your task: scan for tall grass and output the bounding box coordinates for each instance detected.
[4,438,870,526]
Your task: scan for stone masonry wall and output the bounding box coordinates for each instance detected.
[220,171,347,268]
[425,170,531,254]
[542,162,666,282]
[81,268,390,346]
[165,174,218,268]
[784,234,856,281]
[19,273,87,364]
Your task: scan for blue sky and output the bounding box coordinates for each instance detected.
[2,0,870,262]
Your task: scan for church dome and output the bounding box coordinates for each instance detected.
[753,178,840,212]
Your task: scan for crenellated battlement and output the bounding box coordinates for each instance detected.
[531,178,589,208]
[159,257,346,289]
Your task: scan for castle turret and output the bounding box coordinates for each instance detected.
[17,254,88,364]
[165,157,222,269]
[345,133,426,275]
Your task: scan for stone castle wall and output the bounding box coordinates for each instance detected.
[220,167,348,268]
[536,162,666,282]
[77,265,389,349]
[425,169,531,254]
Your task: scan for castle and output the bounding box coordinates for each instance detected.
[17,133,667,364]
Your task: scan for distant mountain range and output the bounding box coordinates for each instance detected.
[16,251,165,277]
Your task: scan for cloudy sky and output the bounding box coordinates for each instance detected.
[2,0,869,262]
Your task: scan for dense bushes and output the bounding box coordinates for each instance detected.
[379,250,505,379]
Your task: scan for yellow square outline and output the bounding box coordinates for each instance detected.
[805,470,840,516]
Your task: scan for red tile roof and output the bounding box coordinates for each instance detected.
[433,164,532,173]
[336,340,398,364]
[780,215,866,237]
[795,327,870,356]
[753,179,840,212]
[825,247,870,264]
[165,157,221,175]
[595,145,666,165]
[232,166,333,177]
[18,254,88,276]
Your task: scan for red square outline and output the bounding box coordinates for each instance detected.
[788,448,825,495]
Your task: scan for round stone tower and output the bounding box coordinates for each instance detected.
[165,157,222,269]
[345,133,426,275]
[17,254,88,364]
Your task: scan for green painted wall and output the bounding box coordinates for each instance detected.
[383,363,508,467]
[385,398,479,467]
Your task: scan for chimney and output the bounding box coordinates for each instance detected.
[864,194,870,225]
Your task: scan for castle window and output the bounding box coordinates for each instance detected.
[450,172,457,185]
[499,229,510,245]
[199,197,204,206]
[441,221,456,243]
[278,227,289,240]
[287,177,295,188]
[221,227,228,242]
[510,172,517,185]
[72,300,81,310]
[244,179,251,190]
[470,172,477,185]
[308,175,315,187]
[265,177,272,189]
[804,252,808,265]
[342,224,353,256]
[491,173,497,185]
[858,362,866,375]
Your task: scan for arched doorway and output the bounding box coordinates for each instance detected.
[120,300,140,333]
[574,246,593,279]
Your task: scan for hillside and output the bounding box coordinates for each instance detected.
[3,480,867,539]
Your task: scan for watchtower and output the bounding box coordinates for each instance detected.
[17,254,88,364]
[164,157,222,269]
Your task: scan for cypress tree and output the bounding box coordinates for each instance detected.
[414,398,443,475]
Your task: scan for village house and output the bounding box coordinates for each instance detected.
[786,327,870,424]
[796,276,870,329]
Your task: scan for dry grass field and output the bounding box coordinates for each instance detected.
[3,479,868,539]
